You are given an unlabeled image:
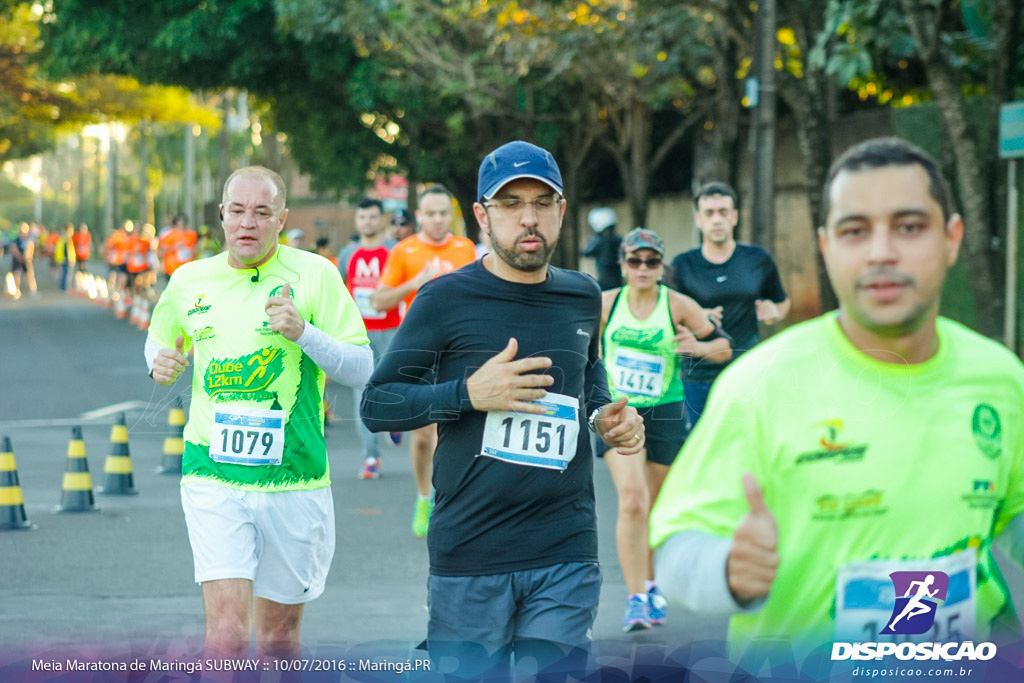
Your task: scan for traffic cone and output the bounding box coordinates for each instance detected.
[134,297,151,331]
[97,413,138,495]
[156,397,185,475]
[56,426,99,513]
[96,277,110,307]
[129,296,141,326]
[84,273,98,301]
[1,436,34,530]
[113,291,128,319]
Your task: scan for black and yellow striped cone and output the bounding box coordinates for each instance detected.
[1,436,34,530]
[156,397,185,475]
[56,426,99,513]
[98,413,138,495]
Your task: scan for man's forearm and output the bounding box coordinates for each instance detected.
[296,323,373,388]
[371,283,410,313]
[361,378,467,433]
[654,531,765,615]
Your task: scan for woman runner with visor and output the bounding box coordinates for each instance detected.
[599,227,732,631]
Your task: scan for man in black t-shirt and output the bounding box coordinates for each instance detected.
[362,141,644,681]
[669,181,789,428]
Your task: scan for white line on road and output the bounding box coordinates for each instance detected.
[1,400,151,430]
[80,400,150,419]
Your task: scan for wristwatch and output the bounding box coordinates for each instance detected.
[587,406,603,432]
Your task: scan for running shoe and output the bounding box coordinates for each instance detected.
[412,497,433,537]
[647,585,667,625]
[359,457,381,480]
[389,431,404,445]
[623,594,651,632]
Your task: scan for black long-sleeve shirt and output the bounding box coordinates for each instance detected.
[361,260,611,576]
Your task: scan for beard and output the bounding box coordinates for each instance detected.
[489,229,557,272]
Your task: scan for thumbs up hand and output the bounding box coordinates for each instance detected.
[727,472,780,604]
[152,334,189,385]
[265,282,305,341]
[467,338,554,413]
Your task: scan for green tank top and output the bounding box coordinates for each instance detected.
[602,285,683,407]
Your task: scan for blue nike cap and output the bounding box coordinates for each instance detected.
[477,141,564,200]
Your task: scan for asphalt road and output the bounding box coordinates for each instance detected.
[2,267,1023,683]
[0,269,728,681]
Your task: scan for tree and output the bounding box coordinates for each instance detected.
[533,2,715,228]
[817,0,1023,338]
[40,0,381,195]
[777,0,840,312]
[0,4,96,160]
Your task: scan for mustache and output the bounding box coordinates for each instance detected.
[516,229,548,245]
[854,268,914,289]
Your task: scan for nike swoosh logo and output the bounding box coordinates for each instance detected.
[512,161,529,168]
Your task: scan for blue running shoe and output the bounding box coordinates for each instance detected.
[647,585,667,625]
[389,431,404,445]
[623,594,651,632]
[359,456,380,480]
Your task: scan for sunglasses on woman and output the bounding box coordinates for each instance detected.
[625,256,662,269]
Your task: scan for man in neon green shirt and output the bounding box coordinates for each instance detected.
[651,138,1024,667]
[146,166,371,660]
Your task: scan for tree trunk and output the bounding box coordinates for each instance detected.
[985,0,1018,286]
[628,101,652,229]
[555,116,596,271]
[706,20,743,186]
[900,0,1001,337]
[217,93,232,193]
[604,100,653,229]
[779,0,836,313]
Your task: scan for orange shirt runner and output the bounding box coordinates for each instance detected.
[72,230,92,262]
[105,229,129,267]
[379,233,477,315]
[126,233,152,275]
[159,228,198,276]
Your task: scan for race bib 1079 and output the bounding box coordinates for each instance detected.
[209,405,286,466]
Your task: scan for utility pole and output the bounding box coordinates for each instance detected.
[185,123,197,229]
[138,122,150,225]
[748,0,777,248]
[105,133,118,234]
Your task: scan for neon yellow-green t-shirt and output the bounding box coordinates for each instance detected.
[148,245,369,492]
[650,313,1024,655]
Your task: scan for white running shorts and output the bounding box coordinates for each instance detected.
[181,480,336,604]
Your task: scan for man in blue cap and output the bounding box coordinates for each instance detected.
[362,140,645,680]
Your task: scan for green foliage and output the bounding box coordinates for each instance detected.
[0,2,220,164]
[40,0,381,193]
[37,0,717,209]
[813,0,1007,106]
